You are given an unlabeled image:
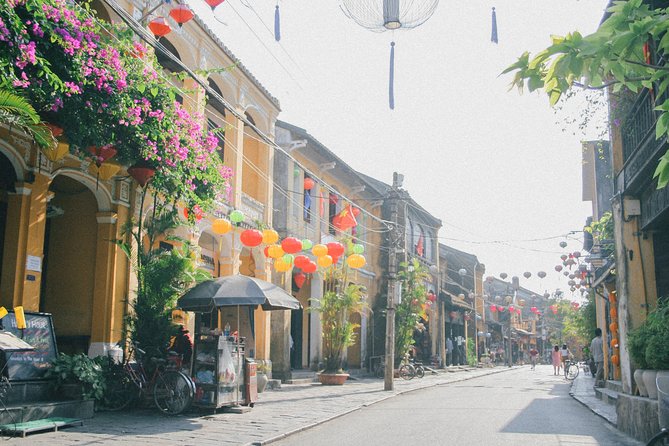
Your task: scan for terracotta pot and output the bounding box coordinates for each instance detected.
[643,370,659,399]
[635,369,648,397]
[317,372,349,385]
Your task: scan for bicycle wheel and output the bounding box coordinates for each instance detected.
[566,364,579,380]
[415,366,425,379]
[103,369,138,411]
[399,364,415,380]
[647,428,669,446]
[153,370,194,415]
[375,364,385,379]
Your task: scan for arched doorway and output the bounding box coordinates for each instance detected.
[0,153,17,293]
[41,175,98,354]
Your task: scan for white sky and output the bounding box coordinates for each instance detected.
[190,0,611,299]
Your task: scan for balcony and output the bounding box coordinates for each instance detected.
[617,89,669,195]
[240,193,265,224]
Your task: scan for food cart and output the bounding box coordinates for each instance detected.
[177,275,300,409]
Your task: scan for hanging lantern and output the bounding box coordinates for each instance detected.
[263,246,270,257]
[212,218,232,235]
[240,229,263,247]
[303,177,315,190]
[611,354,620,366]
[45,123,64,138]
[523,272,532,279]
[351,207,361,216]
[559,241,568,248]
[563,271,569,276]
[301,239,313,251]
[262,229,279,245]
[229,210,244,224]
[41,138,70,162]
[500,272,508,280]
[88,145,117,167]
[530,306,537,313]
[312,244,328,257]
[326,242,345,258]
[317,255,333,268]
[485,276,494,283]
[281,237,302,254]
[274,258,291,272]
[294,272,307,289]
[267,244,284,259]
[204,0,225,10]
[497,306,505,312]
[555,265,563,272]
[609,321,618,333]
[282,254,294,265]
[449,311,457,319]
[560,254,568,261]
[88,161,121,181]
[347,254,366,269]
[537,271,546,279]
[169,4,194,27]
[508,305,515,312]
[490,305,497,312]
[516,309,521,315]
[302,261,318,274]
[148,17,172,38]
[127,164,155,187]
[573,251,581,258]
[610,338,619,349]
[610,307,618,318]
[352,243,365,254]
[294,255,310,269]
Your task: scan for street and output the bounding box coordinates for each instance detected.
[274,365,640,446]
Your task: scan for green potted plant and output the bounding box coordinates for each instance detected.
[394,259,430,368]
[255,360,271,393]
[628,299,669,398]
[311,243,366,385]
[45,353,106,401]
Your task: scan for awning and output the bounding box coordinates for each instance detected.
[591,260,615,288]
[513,328,533,336]
[444,292,473,310]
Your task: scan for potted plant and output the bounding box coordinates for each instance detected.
[311,243,366,385]
[628,299,669,399]
[394,259,431,369]
[45,353,106,402]
[256,360,271,393]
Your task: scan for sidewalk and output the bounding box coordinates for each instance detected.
[18,365,513,446]
[570,372,618,425]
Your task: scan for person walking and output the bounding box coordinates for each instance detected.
[446,337,453,366]
[590,328,605,387]
[551,345,561,375]
[529,346,539,370]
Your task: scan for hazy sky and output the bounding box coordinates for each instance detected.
[190,0,610,298]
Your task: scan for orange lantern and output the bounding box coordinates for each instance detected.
[169,4,194,27]
[312,244,328,257]
[609,322,618,333]
[611,354,620,366]
[262,229,279,245]
[88,161,121,181]
[274,258,291,272]
[148,17,172,38]
[346,254,366,269]
[610,338,619,349]
[303,177,315,190]
[240,229,263,247]
[212,218,232,235]
[609,307,618,319]
[267,244,284,259]
[317,255,333,268]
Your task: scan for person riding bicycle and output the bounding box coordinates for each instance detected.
[560,344,572,370]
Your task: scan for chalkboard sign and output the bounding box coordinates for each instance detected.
[1,311,57,381]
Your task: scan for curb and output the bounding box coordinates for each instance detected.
[248,366,516,446]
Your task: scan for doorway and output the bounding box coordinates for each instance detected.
[290,308,303,369]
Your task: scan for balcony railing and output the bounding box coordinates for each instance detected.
[621,89,655,163]
[240,193,265,223]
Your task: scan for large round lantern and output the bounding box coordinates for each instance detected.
[326,242,345,258]
[281,237,303,254]
[523,271,532,279]
[169,4,194,27]
[302,261,318,274]
[212,218,232,235]
[312,244,328,257]
[609,322,618,333]
[347,254,366,269]
[610,338,619,349]
[274,258,291,272]
[294,255,310,269]
[262,229,279,245]
[282,254,294,265]
[148,17,172,38]
[572,251,581,258]
[229,210,244,224]
[240,229,263,247]
[560,254,568,261]
[301,239,313,251]
[303,177,315,190]
[267,244,284,259]
[485,276,494,283]
[352,243,365,254]
[317,255,333,268]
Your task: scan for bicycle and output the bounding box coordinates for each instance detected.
[409,359,425,379]
[647,428,669,445]
[564,359,580,380]
[104,343,195,415]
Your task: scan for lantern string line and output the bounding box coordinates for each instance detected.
[97,0,396,234]
[91,2,588,263]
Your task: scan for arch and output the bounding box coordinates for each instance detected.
[0,141,27,182]
[89,0,114,23]
[243,106,269,134]
[209,73,237,107]
[51,167,113,212]
[156,37,184,74]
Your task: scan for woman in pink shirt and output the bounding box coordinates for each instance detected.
[552,345,562,375]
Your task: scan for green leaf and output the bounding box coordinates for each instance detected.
[150,87,159,97]
[137,84,146,94]
[656,113,669,139]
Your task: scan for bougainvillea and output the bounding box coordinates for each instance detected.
[0,0,231,211]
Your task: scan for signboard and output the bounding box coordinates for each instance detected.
[2,311,57,381]
[26,255,42,272]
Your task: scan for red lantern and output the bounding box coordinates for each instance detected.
[240,229,263,247]
[294,255,310,269]
[46,123,64,137]
[508,305,515,312]
[516,309,521,315]
[427,291,436,302]
[127,165,155,187]
[490,305,497,312]
[530,306,537,313]
[263,246,270,258]
[326,242,345,258]
[281,237,302,254]
[351,206,361,216]
[148,17,172,38]
[204,0,225,10]
[294,272,306,289]
[303,177,315,190]
[88,145,117,166]
[169,5,194,27]
[302,261,317,274]
[498,306,505,312]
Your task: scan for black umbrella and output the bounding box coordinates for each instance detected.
[177,275,301,312]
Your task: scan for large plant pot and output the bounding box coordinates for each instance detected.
[257,373,269,393]
[634,369,649,397]
[317,373,349,385]
[657,371,669,429]
[59,383,84,400]
[643,370,659,400]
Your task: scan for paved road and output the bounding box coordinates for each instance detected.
[274,365,642,446]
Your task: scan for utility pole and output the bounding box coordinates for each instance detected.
[384,172,402,391]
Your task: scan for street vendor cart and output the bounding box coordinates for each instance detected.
[177,275,300,409]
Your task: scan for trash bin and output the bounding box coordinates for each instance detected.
[657,372,669,429]
[243,359,257,407]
